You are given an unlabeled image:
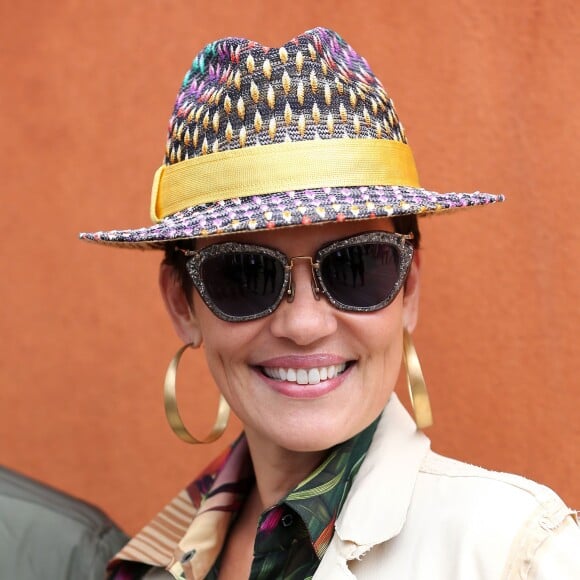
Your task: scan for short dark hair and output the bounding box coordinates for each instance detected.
[163,215,421,303]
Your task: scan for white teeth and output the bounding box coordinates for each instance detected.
[261,363,347,385]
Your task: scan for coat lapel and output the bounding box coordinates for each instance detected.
[314,395,430,578]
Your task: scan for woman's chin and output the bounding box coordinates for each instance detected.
[244,410,370,454]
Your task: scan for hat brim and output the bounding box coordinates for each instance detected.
[79,185,504,249]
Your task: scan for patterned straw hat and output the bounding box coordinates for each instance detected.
[80,27,503,249]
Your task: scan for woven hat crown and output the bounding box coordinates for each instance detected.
[165,27,406,165]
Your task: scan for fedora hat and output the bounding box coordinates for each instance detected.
[80,27,503,249]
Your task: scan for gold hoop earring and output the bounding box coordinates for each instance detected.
[403,329,433,429]
[164,343,230,444]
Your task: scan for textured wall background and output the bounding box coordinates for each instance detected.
[1,0,578,535]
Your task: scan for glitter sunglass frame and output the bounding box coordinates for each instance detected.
[178,231,415,323]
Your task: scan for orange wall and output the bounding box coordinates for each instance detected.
[1,1,578,534]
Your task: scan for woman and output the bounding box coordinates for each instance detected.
[81,27,579,579]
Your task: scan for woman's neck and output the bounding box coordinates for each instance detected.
[243,428,328,510]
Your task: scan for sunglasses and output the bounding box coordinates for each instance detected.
[179,231,414,322]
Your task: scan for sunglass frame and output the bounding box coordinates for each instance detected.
[182,231,414,323]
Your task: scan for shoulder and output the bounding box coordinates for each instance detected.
[409,451,580,578]
[416,450,567,519]
[0,466,128,580]
[345,451,580,579]
[414,450,575,537]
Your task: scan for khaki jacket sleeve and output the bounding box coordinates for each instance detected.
[529,516,580,579]
[503,503,580,580]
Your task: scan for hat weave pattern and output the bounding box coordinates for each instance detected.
[81,27,503,248]
[166,27,406,164]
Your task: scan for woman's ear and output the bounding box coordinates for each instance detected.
[402,251,420,333]
[159,263,203,346]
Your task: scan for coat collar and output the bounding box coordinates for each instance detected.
[334,394,430,549]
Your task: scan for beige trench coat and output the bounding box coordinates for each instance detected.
[313,396,580,579]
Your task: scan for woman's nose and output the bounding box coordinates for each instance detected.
[268,262,338,345]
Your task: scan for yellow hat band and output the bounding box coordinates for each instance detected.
[150,139,420,222]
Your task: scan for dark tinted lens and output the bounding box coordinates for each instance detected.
[320,243,400,308]
[201,252,285,318]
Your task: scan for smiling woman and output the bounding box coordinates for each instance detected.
[163,220,417,456]
[80,27,579,580]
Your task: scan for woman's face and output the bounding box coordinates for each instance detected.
[162,218,420,453]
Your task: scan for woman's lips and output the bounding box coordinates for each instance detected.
[253,355,354,398]
[261,362,347,384]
